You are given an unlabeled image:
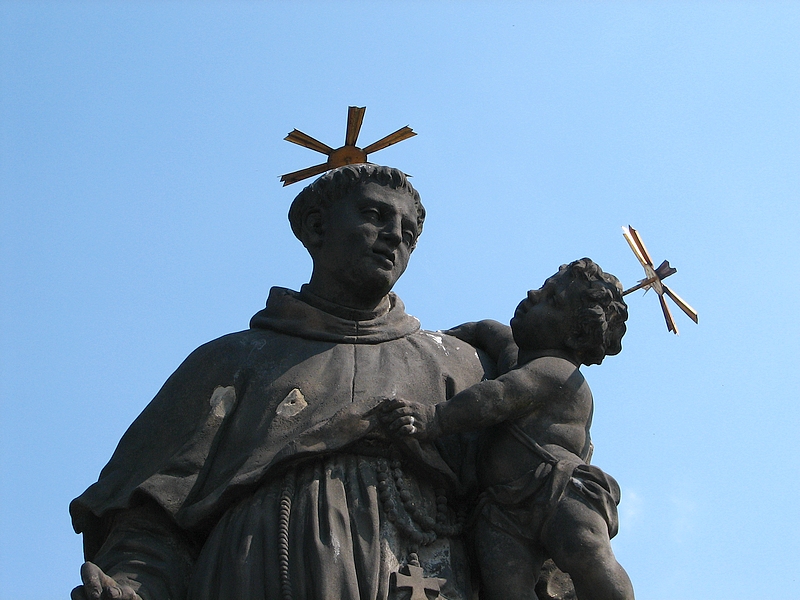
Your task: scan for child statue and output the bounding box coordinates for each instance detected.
[381,258,635,600]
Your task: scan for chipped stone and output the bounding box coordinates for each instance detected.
[209,385,237,418]
[423,331,449,355]
[276,388,307,418]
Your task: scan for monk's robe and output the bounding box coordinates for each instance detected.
[71,287,492,600]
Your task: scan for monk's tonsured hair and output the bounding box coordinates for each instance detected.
[288,164,426,244]
[531,258,629,366]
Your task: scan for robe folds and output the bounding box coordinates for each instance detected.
[71,287,492,600]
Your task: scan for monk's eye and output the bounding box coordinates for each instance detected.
[402,229,415,246]
[361,208,381,222]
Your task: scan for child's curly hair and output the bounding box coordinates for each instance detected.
[531,258,628,365]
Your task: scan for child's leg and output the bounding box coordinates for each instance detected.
[474,511,545,600]
[541,492,634,600]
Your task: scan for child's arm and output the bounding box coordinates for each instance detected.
[382,365,557,440]
[445,320,517,375]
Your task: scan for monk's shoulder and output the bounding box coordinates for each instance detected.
[404,328,494,380]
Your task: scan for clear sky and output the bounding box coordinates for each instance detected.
[1,2,798,598]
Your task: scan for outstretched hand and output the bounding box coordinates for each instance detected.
[71,562,142,600]
[379,397,441,440]
[445,320,517,375]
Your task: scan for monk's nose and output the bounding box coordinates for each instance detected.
[380,218,402,246]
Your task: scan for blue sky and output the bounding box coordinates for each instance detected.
[1,2,798,598]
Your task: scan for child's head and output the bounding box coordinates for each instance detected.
[511,258,628,366]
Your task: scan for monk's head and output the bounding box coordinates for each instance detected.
[289,165,426,309]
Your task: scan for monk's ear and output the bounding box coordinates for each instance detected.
[301,209,325,250]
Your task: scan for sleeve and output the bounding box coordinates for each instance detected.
[70,334,248,554]
[91,500,200,600]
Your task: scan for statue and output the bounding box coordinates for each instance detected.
[70,164,496,600]
[381,259,634,600]
[70,163,635,599]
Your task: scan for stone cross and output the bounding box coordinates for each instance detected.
[394,564,445,600]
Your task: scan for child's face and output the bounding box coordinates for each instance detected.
[510,291,570,351]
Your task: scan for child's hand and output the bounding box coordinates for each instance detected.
[378,397,440,440]
[445,320,517,375]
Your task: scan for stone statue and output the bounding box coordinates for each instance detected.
[382,259,634,600]
[70,166,633,600]
[70,165,497,600]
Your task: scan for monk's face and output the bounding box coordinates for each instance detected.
[314,182,419,306]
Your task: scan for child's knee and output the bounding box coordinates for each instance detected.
[544,504,615,569]
[544,499,634,600]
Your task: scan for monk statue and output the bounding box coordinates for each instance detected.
[70,164,498,600]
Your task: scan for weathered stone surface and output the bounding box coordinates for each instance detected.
[71,165,635,600]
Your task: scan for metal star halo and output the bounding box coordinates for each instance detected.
[280,106,416,186]
[622,225,699,334]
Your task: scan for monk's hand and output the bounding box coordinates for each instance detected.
[379,397,439,440]
[71,562,142,600]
